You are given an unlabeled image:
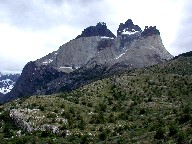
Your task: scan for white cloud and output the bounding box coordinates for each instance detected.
[0,23,82,72]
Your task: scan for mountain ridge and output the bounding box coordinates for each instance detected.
[0,19,173,103]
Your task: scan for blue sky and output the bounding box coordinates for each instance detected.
[0,0,191,73]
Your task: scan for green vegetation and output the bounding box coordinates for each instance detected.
[0,55,192,143]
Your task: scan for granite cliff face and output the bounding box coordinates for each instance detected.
[1,19,173,103]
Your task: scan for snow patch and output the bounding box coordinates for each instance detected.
[0,78,15,94]
[115,53,125,59]
[42,59,53,64]
[122,28,138,35]
[100,36,114,39]
[1,79,12,83]
[59,66,73,70]
[0,85,13,94]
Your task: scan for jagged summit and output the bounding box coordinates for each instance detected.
[76,19,161,39]
[117,19,142,36]
[76,22,116,39]
[142,26,160,37]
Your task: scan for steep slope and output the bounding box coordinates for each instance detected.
[1,19,173,103]
[0,92,4,97]
[35,22,116,73]
[0,51,191,143]
[0,62,65,103]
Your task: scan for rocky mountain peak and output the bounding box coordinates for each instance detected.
[76,22,116,39]
[141,26,160,37]
[117,19,142,36]
[125,19,134,26]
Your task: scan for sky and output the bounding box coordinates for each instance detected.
[0,0,191,73]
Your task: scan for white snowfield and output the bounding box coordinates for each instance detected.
[100,36,114,39]
[42,59,53,64]
[0,79,14,94]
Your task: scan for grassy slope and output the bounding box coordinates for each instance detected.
[0,55,192,143]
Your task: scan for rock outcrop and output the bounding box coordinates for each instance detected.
[141,26,160,37]
[1,19,173,103]
[117,19,142,36]
[76,22,116,39]
[9,109,61,135]
[10,109,34,132]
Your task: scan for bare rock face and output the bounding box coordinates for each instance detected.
[1,19,173,103]
[142,26,160,37]
[9,108,62,135]
[9,109,34,132]
[35,37,104,73]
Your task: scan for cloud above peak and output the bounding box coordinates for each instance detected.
[0,0,108,31]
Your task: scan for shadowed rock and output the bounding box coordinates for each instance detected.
[76,22,116,39]
[141,26,160,37]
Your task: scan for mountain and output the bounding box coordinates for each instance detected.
[0,51,191,143]
[0,72,20,95]
[0,19,173,103]
[0,92,4,97]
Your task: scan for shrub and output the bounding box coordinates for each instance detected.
[179,114,191,124]
[53,109,58,113]
[176,131,187,143]
[81,135,91,144]
[169,123,178,136]
[47,113,57,118]
[154,127,165,140]
[41,131,52,137]
[39,105,45,111]
[99,130,108,141]
[139,108,146,115]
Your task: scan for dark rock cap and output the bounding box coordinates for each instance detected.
[76,22,116,39]
[141,26,160,37]
[117,19,142,36]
